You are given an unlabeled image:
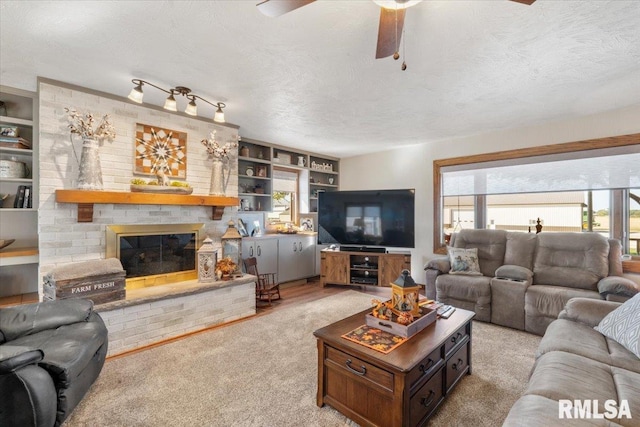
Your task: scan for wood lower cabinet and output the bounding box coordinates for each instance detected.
[321,251,350,286]
[320,250,411,287]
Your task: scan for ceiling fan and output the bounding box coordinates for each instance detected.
[257,0,536,61]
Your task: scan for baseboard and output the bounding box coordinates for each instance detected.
[280,276,320,289]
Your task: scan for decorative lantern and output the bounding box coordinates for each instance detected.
[221,220,242,273]
[391,269,421,317]
[197,236,218,283]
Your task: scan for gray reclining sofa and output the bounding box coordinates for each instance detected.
[425,229,638,335]
[503,297,640,426]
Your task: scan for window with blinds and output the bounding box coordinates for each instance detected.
[436,142,640,254]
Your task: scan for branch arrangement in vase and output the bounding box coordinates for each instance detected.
[64,107,116,140]
[201,130,238,159]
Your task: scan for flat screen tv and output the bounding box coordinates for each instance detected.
[317,189,415,248]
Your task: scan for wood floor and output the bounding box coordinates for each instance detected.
[256,278,389,316]
[0,292,38,307]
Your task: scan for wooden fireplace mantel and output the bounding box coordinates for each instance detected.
[55,189,239,222]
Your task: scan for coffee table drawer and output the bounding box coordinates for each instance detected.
[444,324,468,356]
[409,368,444,426]
[406,347,442,391]
[326,346,394,391]
[446,341,469,391]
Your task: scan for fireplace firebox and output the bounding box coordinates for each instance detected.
[106,224,204,289]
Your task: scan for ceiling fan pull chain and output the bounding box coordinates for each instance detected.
[401,18,407,70]
[393,5,400,60]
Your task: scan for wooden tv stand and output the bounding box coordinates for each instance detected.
[320,249,411,288]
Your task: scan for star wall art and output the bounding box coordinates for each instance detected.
[134,123,187,178]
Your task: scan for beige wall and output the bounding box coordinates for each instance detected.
[340,104,640,278]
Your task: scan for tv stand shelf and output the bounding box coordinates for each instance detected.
[320,249,410,288]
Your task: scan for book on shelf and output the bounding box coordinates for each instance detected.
[23,185,31,208]
[0,136,32,149]
[12,185,32,208]
[14,185,25,208]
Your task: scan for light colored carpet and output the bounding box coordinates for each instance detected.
[63,291,540,427]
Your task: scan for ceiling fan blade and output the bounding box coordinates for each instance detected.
[509,0,536,5]
[376,7,406,59]
[256,0,316,17]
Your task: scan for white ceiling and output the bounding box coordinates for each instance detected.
[1,0,639,158]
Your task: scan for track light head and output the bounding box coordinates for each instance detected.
[163,91,177,111]
[214,102,226,123]
[128,80,144,103]
[185,97,198,116]
[128,79,227,123]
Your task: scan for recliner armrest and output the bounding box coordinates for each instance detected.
[0,299,94,341]
[0,345,44,374]
[494,265,533,283]
[424,256,450,274]
[558,297,621,327]
[597,276,639,300]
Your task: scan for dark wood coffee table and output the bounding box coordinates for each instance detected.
[314,307,475,427]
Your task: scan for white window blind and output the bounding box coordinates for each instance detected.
[442,146,640,196]
[273,169,298,192]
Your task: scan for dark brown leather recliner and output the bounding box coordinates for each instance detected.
[0,299,108,427]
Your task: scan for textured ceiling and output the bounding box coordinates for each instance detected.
[1,0,639,158]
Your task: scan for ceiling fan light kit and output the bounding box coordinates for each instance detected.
[257,0,535,69]
[372,0,422,10]
[127,79,226,123]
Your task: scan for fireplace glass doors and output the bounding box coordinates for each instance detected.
[106,224,204,289]
[120,233,195,278]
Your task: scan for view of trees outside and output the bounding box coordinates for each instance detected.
[587,190,610,235]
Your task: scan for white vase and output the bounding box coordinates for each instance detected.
[209,158,226,196]
[77,138,103,190]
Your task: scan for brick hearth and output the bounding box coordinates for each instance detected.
[96,276,256,357]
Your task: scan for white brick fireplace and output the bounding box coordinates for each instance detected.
[37,79,255,356]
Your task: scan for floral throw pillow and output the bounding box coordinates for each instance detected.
[595,292,640,358]
[447,247,482,276]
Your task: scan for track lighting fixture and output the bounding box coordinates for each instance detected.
[127,79,226,123]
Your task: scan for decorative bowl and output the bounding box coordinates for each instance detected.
[130,184,193,195]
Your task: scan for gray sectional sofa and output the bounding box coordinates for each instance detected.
[503,297,640,427]
[425,229,639,335]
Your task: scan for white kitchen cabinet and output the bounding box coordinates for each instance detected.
[241,237,278,276]
[277,235,316,283]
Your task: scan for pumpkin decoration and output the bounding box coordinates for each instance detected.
[215,257,237,278]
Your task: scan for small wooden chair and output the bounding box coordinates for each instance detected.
[243,257,281,306]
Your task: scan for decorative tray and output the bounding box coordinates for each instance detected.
[365,307,437,338]
[130,185,193,195]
